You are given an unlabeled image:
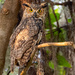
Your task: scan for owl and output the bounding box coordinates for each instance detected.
[9,2,47,72]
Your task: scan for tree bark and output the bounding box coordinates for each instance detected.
[0,0,20,75]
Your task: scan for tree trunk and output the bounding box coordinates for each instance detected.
[0,0,20,75]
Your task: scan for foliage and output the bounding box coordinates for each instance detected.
[68,18,72,23]
[49,61,54,69]
[58,66,65,75]
[0,0,4,4]
[46,5,71,75]
[57,54,71,68]
[48,54,71,68]
[48,53,71,75]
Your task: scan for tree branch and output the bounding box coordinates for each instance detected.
[37,42,75,48]
[46,0,72,6]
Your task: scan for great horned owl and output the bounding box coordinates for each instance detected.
[9,2,47,72]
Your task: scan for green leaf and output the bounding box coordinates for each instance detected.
[50,13,60,23]
[46,33,50,41]
[49,61,54,69]
[45,18,50,29]
[58,66,65,75]
[49,6,53,14]
[52,23,57,28]
[54,31,58,36]
[59,28,67,41]
[55,8,59,13]
[50,13,56,23]
[56,13,60,21]
[46,50,50,54]
[57,54,71,68]
[49,5,60,24]
[0,0,4,4]
[68,18,72,23]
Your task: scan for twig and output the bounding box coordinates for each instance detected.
[50,3,60,41]
[51,6,59,28]
[47,4,53,41]
[37,42,75,48]
[63,6,69,26]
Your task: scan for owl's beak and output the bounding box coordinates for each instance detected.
[33,12,37,18]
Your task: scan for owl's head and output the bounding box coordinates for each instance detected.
[22,2,47,21]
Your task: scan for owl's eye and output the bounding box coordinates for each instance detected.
[29,9,33,12]
[38,9,42,13]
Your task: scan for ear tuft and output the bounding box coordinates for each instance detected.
[41,2,48,8]
[22,3,30,7]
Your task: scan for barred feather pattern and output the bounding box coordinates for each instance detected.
[9,17,43,71]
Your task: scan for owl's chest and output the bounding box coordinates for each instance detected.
[14,25,40,47]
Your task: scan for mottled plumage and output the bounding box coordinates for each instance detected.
[9,2,47,71]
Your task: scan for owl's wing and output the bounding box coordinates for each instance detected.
[10,27,38,71]
[10,22,40,59]
[12,28,35,59]
[9,19,27,48]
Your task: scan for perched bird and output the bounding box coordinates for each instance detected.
[9,2,47,72]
